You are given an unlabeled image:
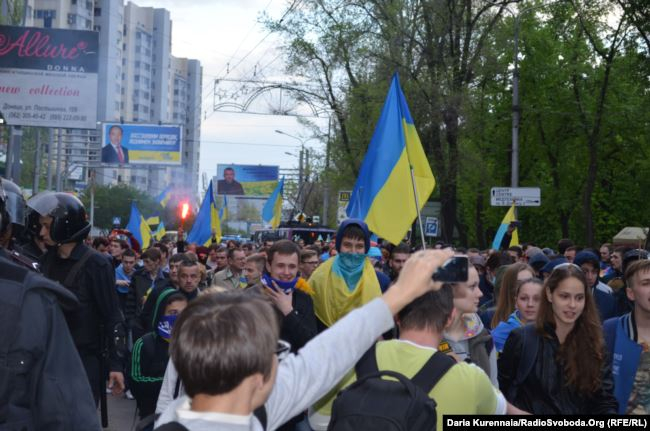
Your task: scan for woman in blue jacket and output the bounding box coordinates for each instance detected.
[492,278,543,353]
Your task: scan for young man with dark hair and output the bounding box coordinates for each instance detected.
[574,250,616,320]
[155,249,455,430]
[564,245,581,263]
[309,285,508,430]
[127,247,171,340]
[212,247,246,290]
[557,238,574,255]
[115,248,137,316]
[109,238,129,268]
[153,242,170,273]
[261,240,317,352]
[244,253,266,287]
[387,242,411,282]
[299,249,319,280]
[309,219,390,330]
[92,236,110,255]
[506,245,524,263]
[604,260,650,414]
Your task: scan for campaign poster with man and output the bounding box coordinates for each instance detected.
[215,164,279,196]
[101,123,182,165]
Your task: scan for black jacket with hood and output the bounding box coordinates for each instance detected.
[128,287,179,418]
[0,253,100,430]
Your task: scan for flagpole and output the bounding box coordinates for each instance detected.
[410,167,427,250]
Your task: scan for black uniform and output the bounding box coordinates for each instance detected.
[0,252,100,430]
[41,243,126,404]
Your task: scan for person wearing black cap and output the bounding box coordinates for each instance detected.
[574,250,616,321]
[26,192,127,409]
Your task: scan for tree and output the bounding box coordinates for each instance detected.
[80,184,158,230]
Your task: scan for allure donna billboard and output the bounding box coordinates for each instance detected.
[0,25,99,128]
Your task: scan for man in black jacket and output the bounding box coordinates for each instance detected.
[27,192,126,405]
[259,240,317,352]
[126,247,170,341]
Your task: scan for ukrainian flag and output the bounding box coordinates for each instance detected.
[262,177,284,228]
[491,204,519,250]
[219,195,228,220]
[156,186,173,208]
[153,221,167,241]
[146,212,160,226]
[126,202,153,250]
[346,73,435,244]
[187,180,221,246]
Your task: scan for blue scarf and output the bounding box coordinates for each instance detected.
[115,264,131,294]
[333,253,367,292]
[157,314,177,342]
[261,273,299,294]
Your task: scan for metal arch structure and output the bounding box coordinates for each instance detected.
[212,78,332,118]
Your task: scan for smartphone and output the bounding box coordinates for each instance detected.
[432,256,469,283]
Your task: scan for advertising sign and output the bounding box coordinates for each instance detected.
[0,25,99,128]
[214,164,279,196]
[101,123,182,165]
[337,190,352,223]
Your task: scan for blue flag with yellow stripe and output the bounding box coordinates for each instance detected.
[126,202,152,250]
[262,177,284,228]
[187,181,221,246]
[346,73,436,244]
[156,186,173,208]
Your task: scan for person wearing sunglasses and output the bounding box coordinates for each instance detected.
[498,264,617,414]
[154,249,454,430]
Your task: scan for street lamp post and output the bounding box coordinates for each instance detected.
[275,130,312,213]
[504,2,555,189]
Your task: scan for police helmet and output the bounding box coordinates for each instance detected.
[0,177,26,234]
[26,192,90,244]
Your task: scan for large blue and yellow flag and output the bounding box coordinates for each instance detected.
[156,186,173,208]
[187,180,221,246]
[126,202,153,250]
[491,204,519,250]
[262,177,284,228]
[346,73,435,244]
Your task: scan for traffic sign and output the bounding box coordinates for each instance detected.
[490,187,541,207]
[424,217,439,237]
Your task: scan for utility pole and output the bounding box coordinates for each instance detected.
[322,117,332,226]
[46,128,53,190]
[55,128,63,191]
[33,128,42,193]
[511,13,521,189]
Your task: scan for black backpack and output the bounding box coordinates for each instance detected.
[328,344,455,431]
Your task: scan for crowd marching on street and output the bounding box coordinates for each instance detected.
[1,173,649,431]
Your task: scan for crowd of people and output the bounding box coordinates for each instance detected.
[1,177,649,431]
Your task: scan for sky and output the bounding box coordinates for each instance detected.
[133,0,329,193]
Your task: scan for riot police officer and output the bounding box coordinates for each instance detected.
[0,179,100,430]
[26,192,126,406]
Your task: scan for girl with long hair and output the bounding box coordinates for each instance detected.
[498,264,617,413]
[492,278,543,353]
[491,263,534,328]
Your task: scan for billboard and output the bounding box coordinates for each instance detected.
[0,25,99,128]
[214,164,279,196]
[101,123,182,165]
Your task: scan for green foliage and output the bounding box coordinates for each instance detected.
[80,184,159,230]
[267,0,650,247]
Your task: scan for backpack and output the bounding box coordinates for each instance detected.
[328,344,456,431]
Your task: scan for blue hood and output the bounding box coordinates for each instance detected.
[335,218,370,253]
